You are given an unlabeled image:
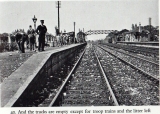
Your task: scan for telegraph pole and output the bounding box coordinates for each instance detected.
[149,17,152,41]
[149,17,151,33]
[58,1,60,31]
[56,1,61,32]
[74,22,75,43]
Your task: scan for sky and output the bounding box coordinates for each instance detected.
[0,0,159,40]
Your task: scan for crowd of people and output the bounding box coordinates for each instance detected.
[13,20,77,53]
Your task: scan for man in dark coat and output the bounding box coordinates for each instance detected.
[36,20,47,51]
[15,32,28,53]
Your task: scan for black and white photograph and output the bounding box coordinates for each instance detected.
[0,0,159,112]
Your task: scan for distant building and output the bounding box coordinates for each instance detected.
[121,23,158,42]
[105,20,159,43]
[104,36,112,43]
[77,31,86,43]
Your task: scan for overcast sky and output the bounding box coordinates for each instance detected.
[0,0,159,40]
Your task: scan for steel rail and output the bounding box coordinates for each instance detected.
[101,44,159,66]
[97,45,159,81]
[94,49,119,106]
[48,48,86,107]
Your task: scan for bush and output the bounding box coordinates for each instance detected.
[0,42,18,52]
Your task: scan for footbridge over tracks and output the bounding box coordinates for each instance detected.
[85,30,117,35]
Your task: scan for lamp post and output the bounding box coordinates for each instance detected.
[32,15,37,48]
[56,1,61,32]
[32,15,37,30]
[149,17,152,41]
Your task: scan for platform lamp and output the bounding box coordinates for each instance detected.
[32,15,37,30]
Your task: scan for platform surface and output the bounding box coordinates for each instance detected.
[133,44,159,49]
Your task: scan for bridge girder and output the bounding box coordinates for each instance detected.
[85,30,117,35]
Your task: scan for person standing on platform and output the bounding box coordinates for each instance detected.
[27,25,35,51]
[36,20,47,51]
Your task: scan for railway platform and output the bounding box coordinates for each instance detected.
[133,44,159,49]
[1,43,86,107]
[116,41,159,46]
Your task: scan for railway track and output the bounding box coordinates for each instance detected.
[101,43,159,59]
[49,44,119,106]
[95,45,159,105]
[98,44,159,81]
[101,44,158,64]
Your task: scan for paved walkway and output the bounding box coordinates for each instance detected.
[134,44,159,49]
